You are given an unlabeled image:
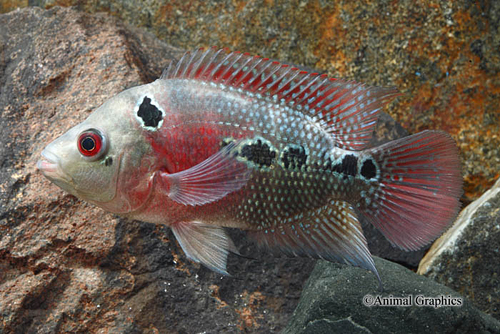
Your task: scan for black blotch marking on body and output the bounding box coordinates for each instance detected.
[328,154,358,179]
[137,96,162,128]
[239,139,276,168]
[104,156,113,167]
[361,159,377,179]
[282,145,308,170]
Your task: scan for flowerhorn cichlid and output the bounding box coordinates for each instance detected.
[37,47,462,287]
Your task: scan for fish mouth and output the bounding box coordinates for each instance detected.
[37,149,59,174]
[37,149,72,184]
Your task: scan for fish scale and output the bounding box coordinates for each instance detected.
[38,47,463,287]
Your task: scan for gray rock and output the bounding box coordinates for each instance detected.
[284,257,500,334]
[419,177,500,320]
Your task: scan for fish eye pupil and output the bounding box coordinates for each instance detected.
[81,136,95,151]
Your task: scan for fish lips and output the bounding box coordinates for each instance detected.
[37,149,74,190]
[37,149,59,173]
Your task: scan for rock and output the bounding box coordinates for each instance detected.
[284,257,500,334]
[418,177,500,320]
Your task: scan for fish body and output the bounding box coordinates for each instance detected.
[38,48,462,284]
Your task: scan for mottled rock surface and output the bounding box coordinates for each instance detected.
[0,7,422,333]
[5,0,498,202]
[284,257,500,334]
[419,177,500,320]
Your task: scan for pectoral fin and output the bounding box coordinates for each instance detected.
[171,221,238,275]
[161,141,251,206]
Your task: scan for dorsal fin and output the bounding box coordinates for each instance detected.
[161,47,400,150]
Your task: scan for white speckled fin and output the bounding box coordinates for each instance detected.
[171,221,238,275]
[161,141,252,206]
[250,200,381,287]
[161,47,400,150]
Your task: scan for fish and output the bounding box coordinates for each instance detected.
[37,47,462,286]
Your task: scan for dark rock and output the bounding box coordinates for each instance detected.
[284,257,500,334]
[419,177,500,320]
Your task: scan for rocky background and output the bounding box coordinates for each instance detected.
[0,2,499,333]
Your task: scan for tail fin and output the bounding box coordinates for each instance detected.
[357,130,463,251]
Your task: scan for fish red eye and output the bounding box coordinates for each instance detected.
[77,129,107,160]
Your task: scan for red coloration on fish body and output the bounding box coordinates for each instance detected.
[38,47,463,286]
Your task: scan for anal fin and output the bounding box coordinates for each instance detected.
[171,221,238,275]
[250,200,381,287]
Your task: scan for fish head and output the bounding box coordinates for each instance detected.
[38,82,166,213]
